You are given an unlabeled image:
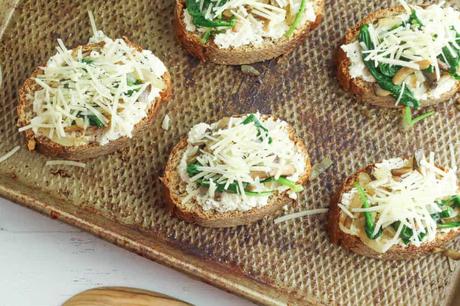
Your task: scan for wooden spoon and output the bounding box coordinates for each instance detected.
[62,287,192,306]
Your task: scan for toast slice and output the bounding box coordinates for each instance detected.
[329,158,460,260]
[174,0,324,65]
[17,38,172,161]
[337,5,460,108]
[161,115,311,227]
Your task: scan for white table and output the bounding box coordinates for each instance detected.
[0,198,254,306]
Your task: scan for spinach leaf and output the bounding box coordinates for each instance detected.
[359,24,420,108]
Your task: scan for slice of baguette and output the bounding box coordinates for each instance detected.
[328,164,460,260]
[174,0,324,65]
[17,38,172,161]
[160,117,311,227]
[336,6,460,108]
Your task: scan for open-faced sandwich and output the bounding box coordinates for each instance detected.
[161,113,311,227]
[329,152,460,259]
[17,12,172,160]
[174,0,324,65]
[337,1,460,125]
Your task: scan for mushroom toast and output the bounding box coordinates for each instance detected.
[161,113,311,227]
[17,13,171,160]
[174,0,324,64]
[337,1,460,123]
[329,152,460,259]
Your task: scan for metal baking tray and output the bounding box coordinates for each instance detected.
[0,0,458,305]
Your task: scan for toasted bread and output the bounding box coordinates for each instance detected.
[174,0,324,65]
[328,164,460,260]
[336,6,460,108]
[161,117,311,227]
[17,38,172,161]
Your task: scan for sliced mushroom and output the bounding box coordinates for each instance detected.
[358,172,371,185]
[375,84,391,96]
[250,164,296,179]
[391,166,412,177]
[392,67,415,85]
[417,60,432,70]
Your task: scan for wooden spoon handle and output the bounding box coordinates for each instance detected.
[62,287,192,306]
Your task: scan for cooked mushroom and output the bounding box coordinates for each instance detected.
[392,67,415,85]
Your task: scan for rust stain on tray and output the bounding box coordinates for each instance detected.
[0,0,459,305]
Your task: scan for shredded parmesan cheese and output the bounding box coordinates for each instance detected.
[0,146,20,163]
[45,160,86,168]
[274,208,328,224]
[162,114,171,131]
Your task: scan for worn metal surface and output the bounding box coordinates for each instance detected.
[0,0,459,305]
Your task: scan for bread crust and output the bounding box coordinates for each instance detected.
[328,164,460,260]
[161,117,311,227]
[17,38,172,161]
[336,6,460,108]
[174,0,324,65]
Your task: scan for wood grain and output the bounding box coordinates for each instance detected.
[62,287,192,306]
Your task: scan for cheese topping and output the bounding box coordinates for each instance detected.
[19,12,167,146]
[183,0,317,49]
[178,113,306,213]
[339,153,459,253]
[341,1,460,102]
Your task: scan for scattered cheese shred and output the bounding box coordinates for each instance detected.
[0,64,2,89]
[45,160,86,168]
[162,114,171,131]
[0,146,20,163]
[274,208,329,224]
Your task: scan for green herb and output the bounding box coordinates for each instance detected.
[198,179,273,197]
[441,43,460,80]
[186,163,201,177]
[125,79,143,97]
[391,222,425,244]
[81,57,94,64]
[87,114,105,127]
[359,24,419,108]
[440,207,454,218]
[285,0,307,38]
[242,114,272,143]
[408,10,423,28]
[261,176,303,192]
[402,106,435,129]
[355,182,382,240]
[186,0,236,28]
[452,195,460,208]
[438,222,460,229]
[201,29,213,44]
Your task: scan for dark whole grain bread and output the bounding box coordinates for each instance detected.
[174,0,325,65]
[336,6,460,108]
[161,116,311,227]
[328,164,460,260]
[17,38,172,161]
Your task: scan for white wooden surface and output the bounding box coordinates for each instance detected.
[0,197,254,306]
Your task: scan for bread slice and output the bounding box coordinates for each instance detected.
[161,117,311,227]
[328,164,460,260]
[17,38,172,161]
[174,0,324,65]
[336,6,460,108]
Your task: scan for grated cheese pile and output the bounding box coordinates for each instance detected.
[178,114,306,212]
[341,1,460,101]
[18,12,167,146]
[339,153,459,253]
[184,0,317,48]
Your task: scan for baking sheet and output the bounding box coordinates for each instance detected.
[0,0,459,305]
